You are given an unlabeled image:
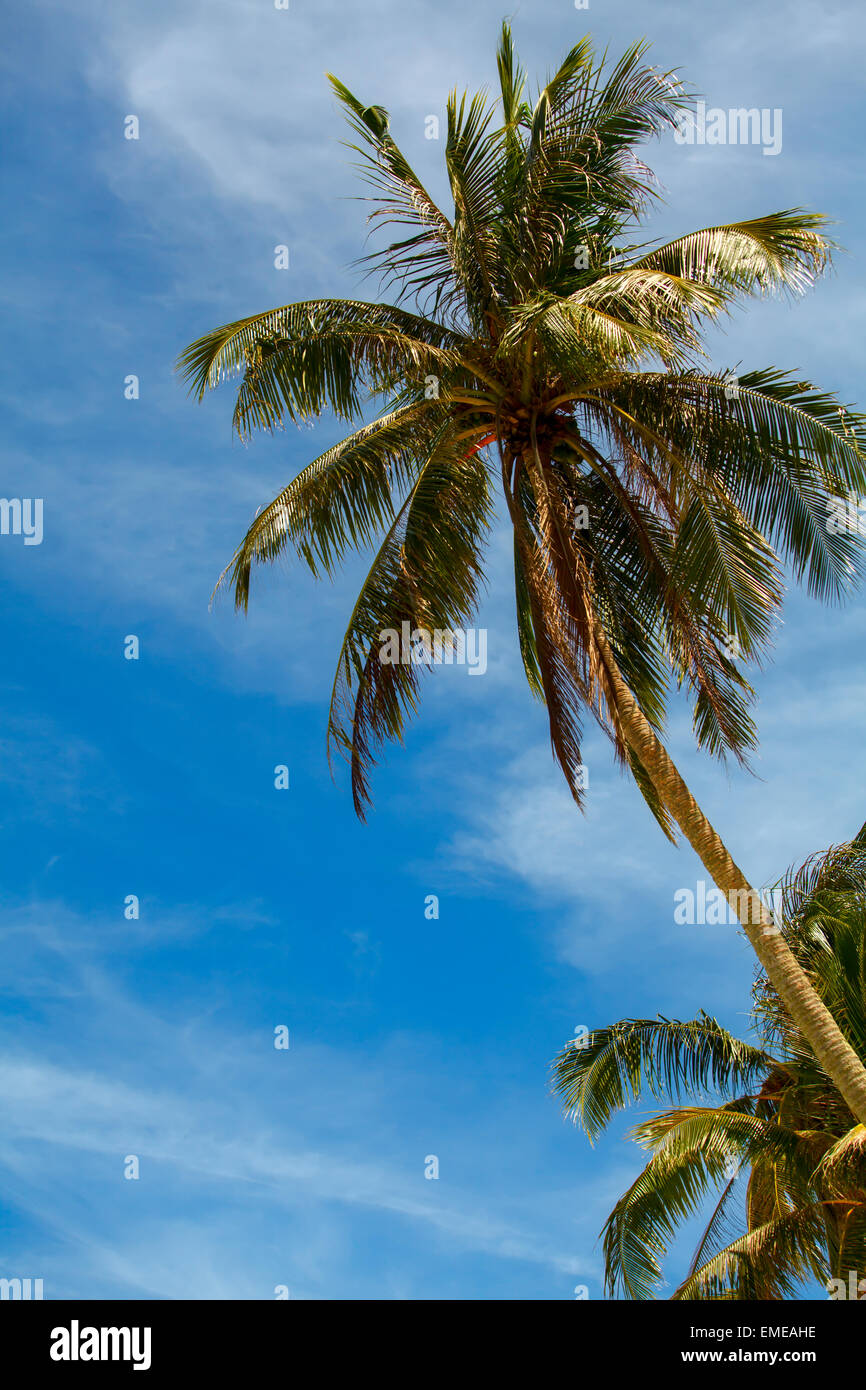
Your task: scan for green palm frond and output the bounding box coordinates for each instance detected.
[685,1173,742,1284]
[326,76,459,316]
[552,1014,771,1142]
[444,89,502,323]
[629,211,833,300]
[601,1108,753,1299]
[496,21,531,135]
[813,1124,866,1197]
[512,534,544,699]
[214,405,444,601]
[327,428,492,816]
[603,1158,721,1299]
[833,1202,866,1281]
[587,369,866,603]
[499,293,688,370]
[178,299,476,436]
[633,1104,828,1180]
[509,487,592,808]
[672,1206,829,1300]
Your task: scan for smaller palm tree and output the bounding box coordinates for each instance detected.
[552,825,866,1299]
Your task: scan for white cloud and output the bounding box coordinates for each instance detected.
[0,900,605,1295]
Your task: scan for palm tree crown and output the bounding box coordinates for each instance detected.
[553,826,866,1300]
[179,24,866,823]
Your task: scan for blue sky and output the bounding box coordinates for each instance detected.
[1,0,865,1299]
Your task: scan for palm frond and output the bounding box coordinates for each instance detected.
[552,1014,771,1142]
[177,299,472,435]
[630,211,833,301]
[672,1207,828,1300]
[214,405,443,601]
[327,429,492,816]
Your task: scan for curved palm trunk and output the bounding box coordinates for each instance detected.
[593,622,866,1125]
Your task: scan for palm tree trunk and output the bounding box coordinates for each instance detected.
[593,620,866,1125]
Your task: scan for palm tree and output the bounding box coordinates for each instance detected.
[178,25,866,1118]
[552,825,866,1299]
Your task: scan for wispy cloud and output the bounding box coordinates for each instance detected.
[0,900,603,1296]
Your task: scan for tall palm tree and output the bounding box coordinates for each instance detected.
[552,825,866,1299]
[179,26,866,1118]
